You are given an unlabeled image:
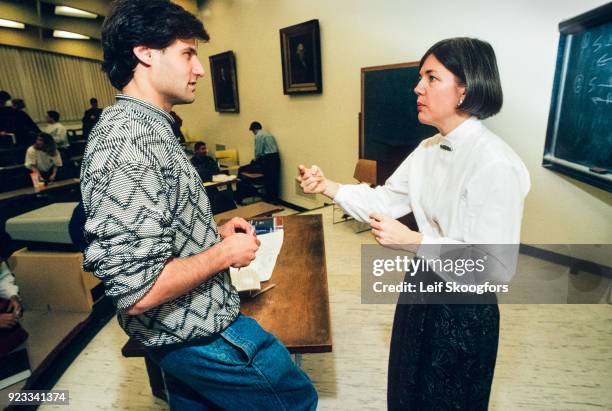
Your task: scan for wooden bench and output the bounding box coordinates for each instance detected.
[121,340,167,401]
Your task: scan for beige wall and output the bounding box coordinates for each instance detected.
[174,0,611,243]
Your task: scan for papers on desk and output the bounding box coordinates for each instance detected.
[229,225,284,294]
[212,174,237,182]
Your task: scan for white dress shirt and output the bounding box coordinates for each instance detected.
[334,117,531,283]
[24,146,63,172]
[44,122,69,148]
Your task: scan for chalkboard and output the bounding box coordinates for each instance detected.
[360,62,437,183]
[543,3,612,192]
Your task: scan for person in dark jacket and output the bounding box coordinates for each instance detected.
[82,97,103,139]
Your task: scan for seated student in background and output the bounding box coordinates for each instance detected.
[190,141,220,182]
[24,133,62,184]
[82,98,103,139]
[44,110,69,149]
[190,141,236,214]
[0,234,27,357]
[236,121,280,204]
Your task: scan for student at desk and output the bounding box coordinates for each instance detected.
[191,141,236,214]
[24,133,63,185]
[299,37,530,410]
[190,141,220,182]
[236,121,280,204]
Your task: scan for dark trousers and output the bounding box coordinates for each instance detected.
[388,272,500,410]
[236,152,280,203]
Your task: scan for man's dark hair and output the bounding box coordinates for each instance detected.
[194,141,206,151]
[249,121,262,131]
[101,0,210,90]
[37,132,58,156]
[90,97,98,105]
[420,37,503,119]
[0,90,11,103]
[47,110,60,122]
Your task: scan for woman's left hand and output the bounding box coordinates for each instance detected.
[369,212,423,251]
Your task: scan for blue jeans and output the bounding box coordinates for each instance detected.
[146,314,318,411]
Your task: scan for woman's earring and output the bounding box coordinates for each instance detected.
[457,98,464,107]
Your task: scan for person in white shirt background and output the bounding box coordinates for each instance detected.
[299,37,530,410]
[24,132,63,184]
[44,110,69,149]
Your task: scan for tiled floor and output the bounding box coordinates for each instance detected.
[39,206,612,410]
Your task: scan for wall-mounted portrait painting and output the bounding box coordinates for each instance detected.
[279,19,322,95]
[209,51,240,112]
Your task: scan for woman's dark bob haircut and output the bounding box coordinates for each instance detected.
[420,37,503,119]
[101,0,209,90]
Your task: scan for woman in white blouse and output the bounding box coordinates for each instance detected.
[299,38,530,410]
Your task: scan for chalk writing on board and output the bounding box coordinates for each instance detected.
[591,92,612,104]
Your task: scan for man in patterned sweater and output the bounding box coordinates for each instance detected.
[80,1,317,409]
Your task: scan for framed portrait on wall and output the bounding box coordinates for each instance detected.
[209,51,240,112]
[279,19,322,94]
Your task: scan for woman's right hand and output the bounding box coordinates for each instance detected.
[298,165,327,194]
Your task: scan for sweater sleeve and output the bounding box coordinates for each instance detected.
[82,162,175,311]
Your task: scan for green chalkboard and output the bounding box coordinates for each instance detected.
[543,3,612,192]
[360,62,437,182]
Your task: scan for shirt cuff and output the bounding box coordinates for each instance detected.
[332,183,344,203]
[416,235,442,262]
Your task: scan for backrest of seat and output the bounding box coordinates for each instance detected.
[215,149,239,165]
[353,159,377,186]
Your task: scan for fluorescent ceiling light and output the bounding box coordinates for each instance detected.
[53,30,90,40]
[55,6,98,19]
[0,19,25,29]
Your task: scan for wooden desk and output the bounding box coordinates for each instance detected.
[214,202,284,225]
[241,214,332,353]
[122,214,331,400]
[202,179,236,190]
[0,178,80,202]
[241,171,264,179]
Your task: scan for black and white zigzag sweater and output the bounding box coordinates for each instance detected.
[81,95,240,347]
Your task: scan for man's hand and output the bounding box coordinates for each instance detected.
[369,212,423,252]
[218,217,252,239]
[0,313,17,329]
[221,232,260,268]
[8,296,22,318]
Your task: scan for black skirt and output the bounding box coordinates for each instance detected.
[388,272,500,410]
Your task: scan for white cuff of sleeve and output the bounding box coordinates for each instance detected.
[332,183,344,203]
[416,235,442,263]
